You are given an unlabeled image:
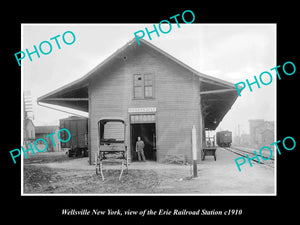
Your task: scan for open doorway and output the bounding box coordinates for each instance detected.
[131,123,156,161]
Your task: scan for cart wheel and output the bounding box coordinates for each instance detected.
[95,153,99,174]
[95,160,99,174]
[99,161,104,181]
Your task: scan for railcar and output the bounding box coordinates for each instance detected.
[59,116,88,157]
[216,130,232,147]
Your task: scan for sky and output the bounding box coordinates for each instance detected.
[22,24,276,137]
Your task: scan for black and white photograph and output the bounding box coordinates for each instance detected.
[21,24,276,195]
[4,5,298,223]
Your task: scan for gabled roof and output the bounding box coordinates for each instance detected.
[37,38,238,130]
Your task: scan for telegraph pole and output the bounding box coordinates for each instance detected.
[192,125,197,177]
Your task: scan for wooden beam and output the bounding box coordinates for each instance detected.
[200,89,237,95]
[45,98,88,101]
[203,98,225,102]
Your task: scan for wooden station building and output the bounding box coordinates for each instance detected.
[38,38,239,164]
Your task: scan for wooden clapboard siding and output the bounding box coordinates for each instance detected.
[152,49,201,163]
[89,44,201,164]
[89,59,127,164]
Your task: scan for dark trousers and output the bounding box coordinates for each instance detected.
[137,149,146,161]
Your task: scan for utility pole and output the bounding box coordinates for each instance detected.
[192,125,197,177]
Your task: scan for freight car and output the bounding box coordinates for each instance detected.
[216,131,232,147]
[59,116,88,157]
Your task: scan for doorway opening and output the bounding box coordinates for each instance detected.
[131,123,156,161]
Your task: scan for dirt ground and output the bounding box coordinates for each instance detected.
[23,149,275,195]
[23,152,191,194]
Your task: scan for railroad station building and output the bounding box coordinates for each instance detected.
[38,38,239,164]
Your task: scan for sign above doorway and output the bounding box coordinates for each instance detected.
[128,107,156,113]
[130,114,155,123]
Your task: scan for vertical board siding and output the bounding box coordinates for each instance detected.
[89,45,201,164]
[103,122,125,140]
[60,118,88,149]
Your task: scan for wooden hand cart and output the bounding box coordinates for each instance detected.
[95,118,128,181]
[202,147,217,161]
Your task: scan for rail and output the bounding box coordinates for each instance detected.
[223,146,275,168]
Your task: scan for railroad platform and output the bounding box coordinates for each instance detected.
[197,147,275,194]
[117,147,275,194]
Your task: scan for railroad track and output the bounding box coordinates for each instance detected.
[223,147,275,168]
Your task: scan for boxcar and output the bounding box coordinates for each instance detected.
[216,131,232,147]
[59,116,88,157]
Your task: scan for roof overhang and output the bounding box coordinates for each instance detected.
[199,76,238,130]
[37,38,239,129]
[37,83,89,112]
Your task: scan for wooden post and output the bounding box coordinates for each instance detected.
[192,125,197,177]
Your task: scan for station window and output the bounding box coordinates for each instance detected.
[133,73,154,99]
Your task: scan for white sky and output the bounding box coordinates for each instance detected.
[22,24,276,136]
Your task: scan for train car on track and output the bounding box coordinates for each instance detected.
[59,116,88,157]
[216,130,232,147]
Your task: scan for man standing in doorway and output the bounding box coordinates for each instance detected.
[136,136,146,162]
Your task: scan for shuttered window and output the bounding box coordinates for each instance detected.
[133,73,154,99]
